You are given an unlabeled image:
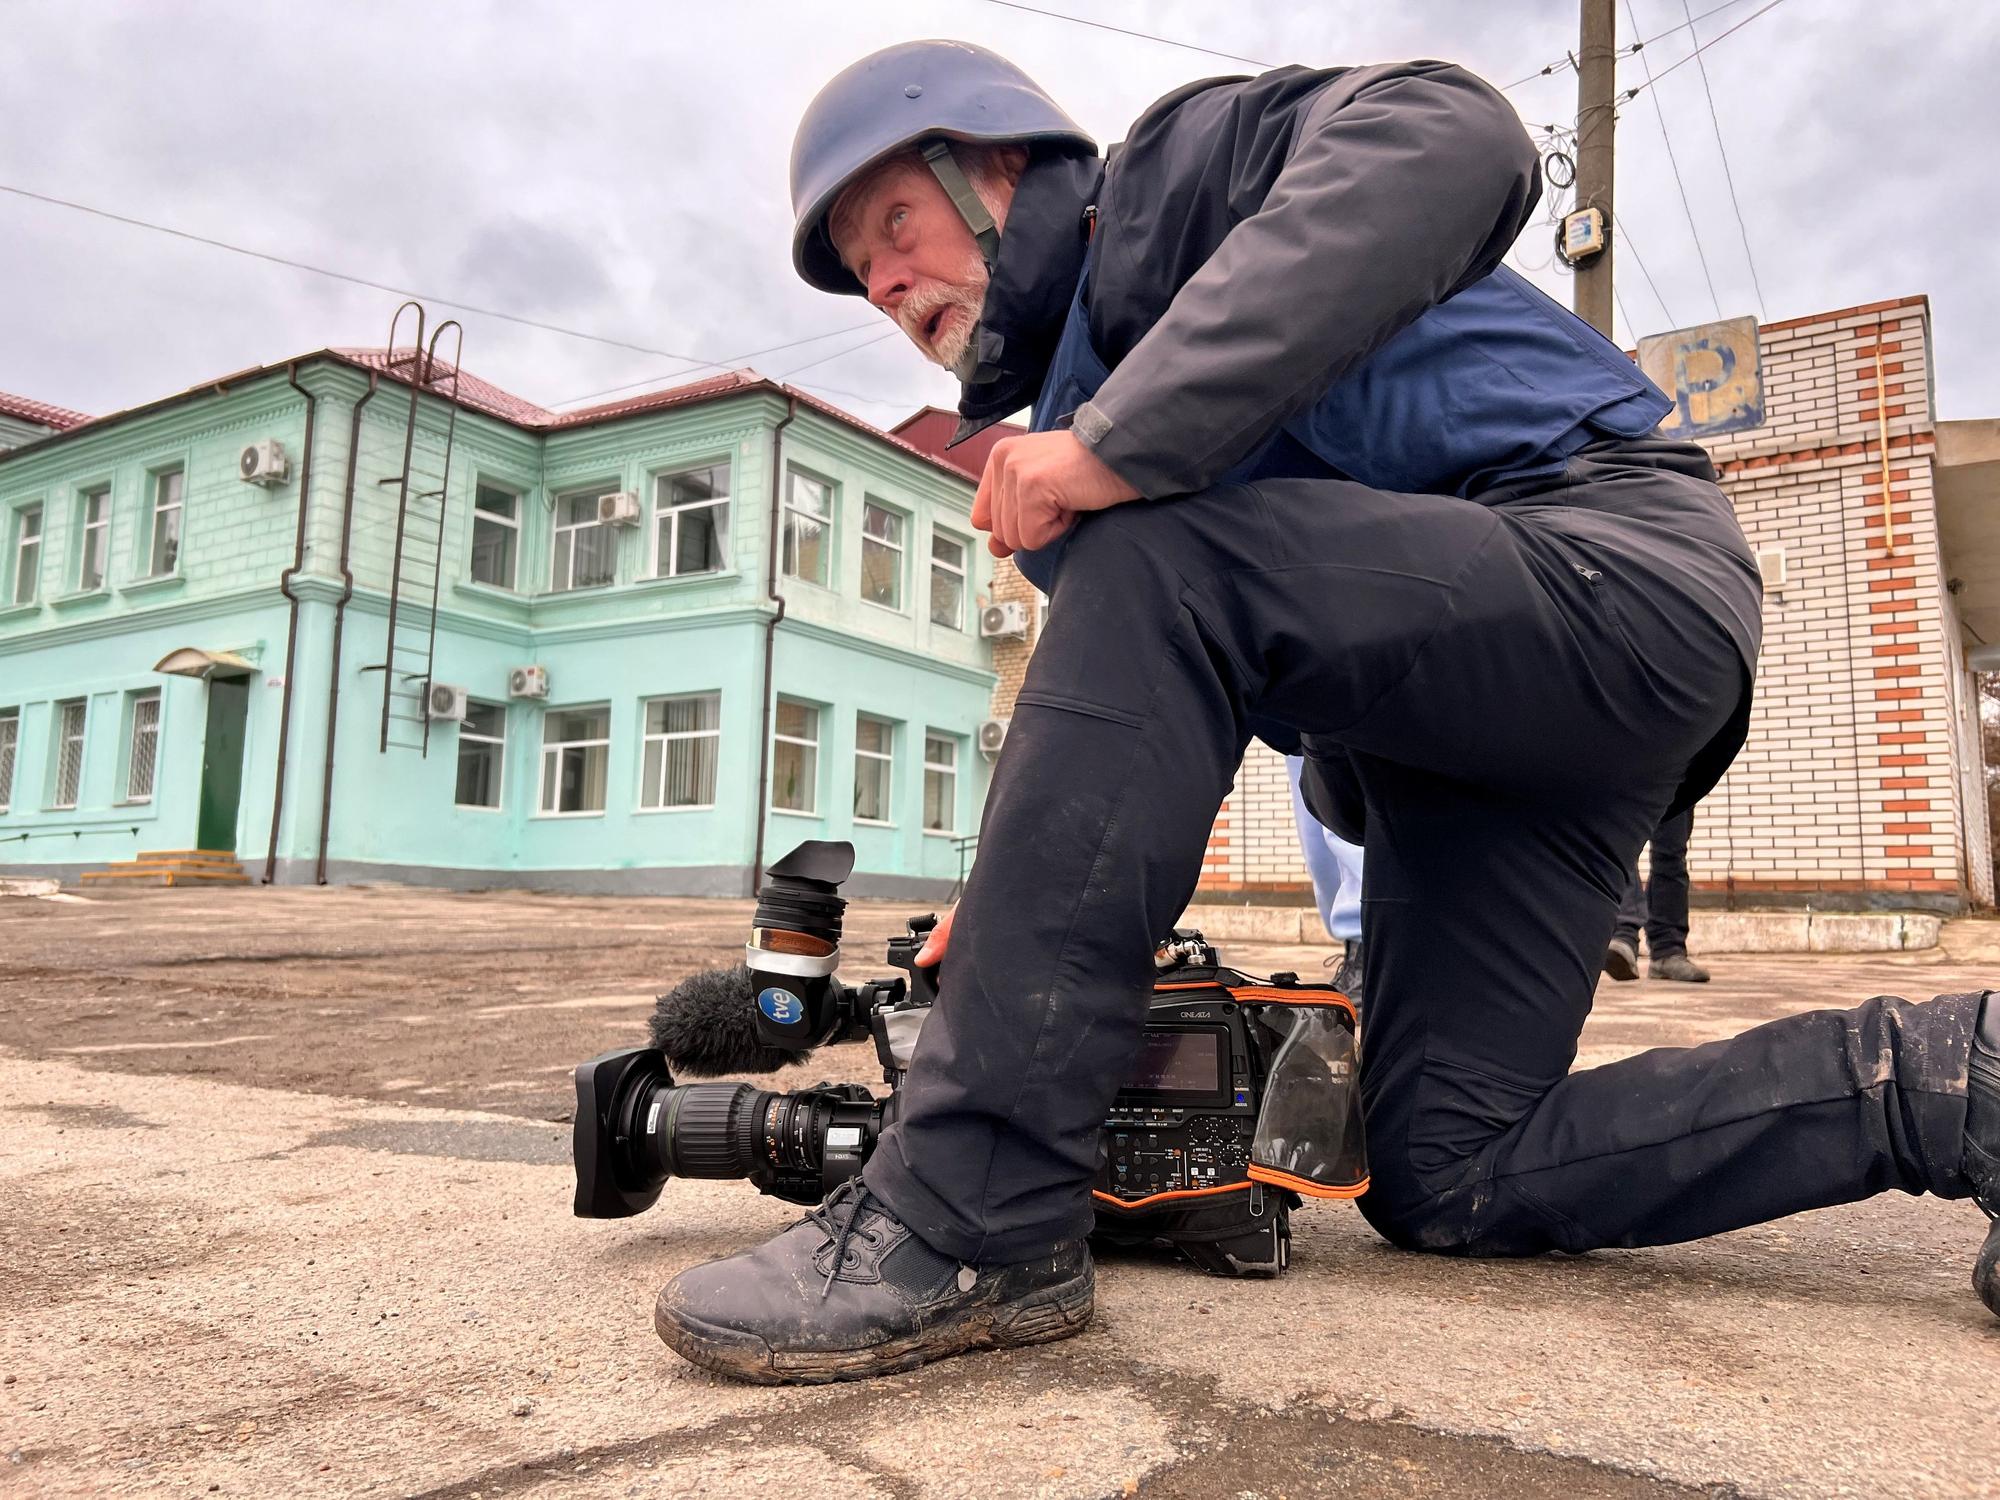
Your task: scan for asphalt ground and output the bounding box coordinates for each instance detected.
[2,884,1996,1498]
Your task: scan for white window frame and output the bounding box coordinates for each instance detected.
[469,482,521,591]
[639,691,722,811]
[771,697,821,816]
[852,714,895,826]
[0,708,17,813]
[146,468,183,577]
[12,503,43,606]
[77,487,111,592]
[550,486,618,593]
[537,704,611,816]
[922,730,959,835]
[124,691,160,803]
[781,469,834,588]
[930,527,968,631]
[454,701,507,811]
[52,698,86,810]
[650,463,732,580]
[859,499,906,613]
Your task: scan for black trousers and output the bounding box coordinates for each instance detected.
[863,440,1985,1263]
[1613,807,1694,955]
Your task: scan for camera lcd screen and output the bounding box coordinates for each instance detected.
[1122,1028,1225,1098]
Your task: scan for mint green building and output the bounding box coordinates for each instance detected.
[0,348,997,895]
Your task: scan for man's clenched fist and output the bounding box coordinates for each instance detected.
[972,430,1141,558]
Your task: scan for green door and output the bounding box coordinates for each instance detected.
[196,675,250,852]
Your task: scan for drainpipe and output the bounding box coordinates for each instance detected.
[316,372,379,884]
[263,365,318,883]
[749,395,799,892]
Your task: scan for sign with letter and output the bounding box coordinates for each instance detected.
[1638,315,1764,438]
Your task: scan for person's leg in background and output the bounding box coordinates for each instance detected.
[1605,860,1646,982]
[1287,754,1365,1003]
[1644,807,1709,982]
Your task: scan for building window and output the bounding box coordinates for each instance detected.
[853,714,894,824]
[782,470,832,587]
[653,464,730,578]
[455,701,506,809]
[52,699,86,810]
[125,691,160,802]
[930,529,967,630]
[77,488,110,592]
[12,504,41,605]
[147,469,183,577]
[641,692,721,808]
[923,731,958,833]
[0,708,17,812]
[551,488,617,592]
[772,698,820,814]
[539,705,610,814]
[859,501,905,611]
[470,483,520,590]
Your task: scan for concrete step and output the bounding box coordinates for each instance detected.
[137,849,239,863]
[79,868,250,887]
[1179,903,1943,954]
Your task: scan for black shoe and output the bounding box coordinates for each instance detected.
[1603,937,1640,982]
[1968,995,2000,1318]
[1650,951,1711,984]
[653,1178,1095,1384]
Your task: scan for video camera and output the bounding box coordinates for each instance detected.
[572,840,1366,1277]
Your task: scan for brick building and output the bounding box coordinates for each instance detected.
[898,301,1999,912]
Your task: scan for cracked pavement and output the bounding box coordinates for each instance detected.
[2,885,1996,1497]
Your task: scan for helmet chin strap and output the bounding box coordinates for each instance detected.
[921,141,1002,383]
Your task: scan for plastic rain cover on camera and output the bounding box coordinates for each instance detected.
[1243,999,1367,1198]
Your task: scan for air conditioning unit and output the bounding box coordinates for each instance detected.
[508,664,550,699]
[977,717,1010,759]
[597,491,642,526]
[979,601,1029,640]
[238,439,290,487]
[426,682,469,722]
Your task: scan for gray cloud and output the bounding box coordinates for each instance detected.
[0,0,1993,430]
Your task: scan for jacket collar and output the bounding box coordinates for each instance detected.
[949,150,1102,445]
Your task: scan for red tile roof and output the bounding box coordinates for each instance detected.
[0,389,91,431]
[333,347,558,427]
[890,405,1027,480]
[0,348,978,489]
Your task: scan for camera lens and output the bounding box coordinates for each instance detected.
[651,1081,772,1179]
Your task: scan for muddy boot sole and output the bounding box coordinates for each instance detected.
[654,1264,1096,1385]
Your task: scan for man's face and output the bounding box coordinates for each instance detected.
[830,157,991,373]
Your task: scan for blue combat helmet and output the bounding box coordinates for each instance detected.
[790,39,1097,296]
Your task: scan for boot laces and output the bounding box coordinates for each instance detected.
[807,1177,886,1298]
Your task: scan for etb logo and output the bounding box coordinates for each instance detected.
[758,987,804,1025]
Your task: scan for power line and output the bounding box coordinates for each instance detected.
[967,0,1273,69]
[0,180,869,371]
[1679,0,1769,320]
[544,321,882,408]
[773,327,903,378]
[1624,0,1722,320]
[1617,215,1676,327]
[1624,0,1794,99]
[1501,0,1757,90]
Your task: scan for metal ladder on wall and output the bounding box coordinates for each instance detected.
[370,301,464,755]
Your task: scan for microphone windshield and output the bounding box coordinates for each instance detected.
[649,965,813,1076]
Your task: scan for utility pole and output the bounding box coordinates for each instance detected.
[1571,0,1617,337]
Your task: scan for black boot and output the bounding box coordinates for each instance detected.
[1602,936,1640,982]
[1969,994,2000,1318]
[654,1178,1095,1384]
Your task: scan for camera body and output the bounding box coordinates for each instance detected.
[572,843,1366,1279]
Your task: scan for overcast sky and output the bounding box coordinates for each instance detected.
[3,1,1996,433]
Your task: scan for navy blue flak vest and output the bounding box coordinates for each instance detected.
[1016,255,1671,595]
